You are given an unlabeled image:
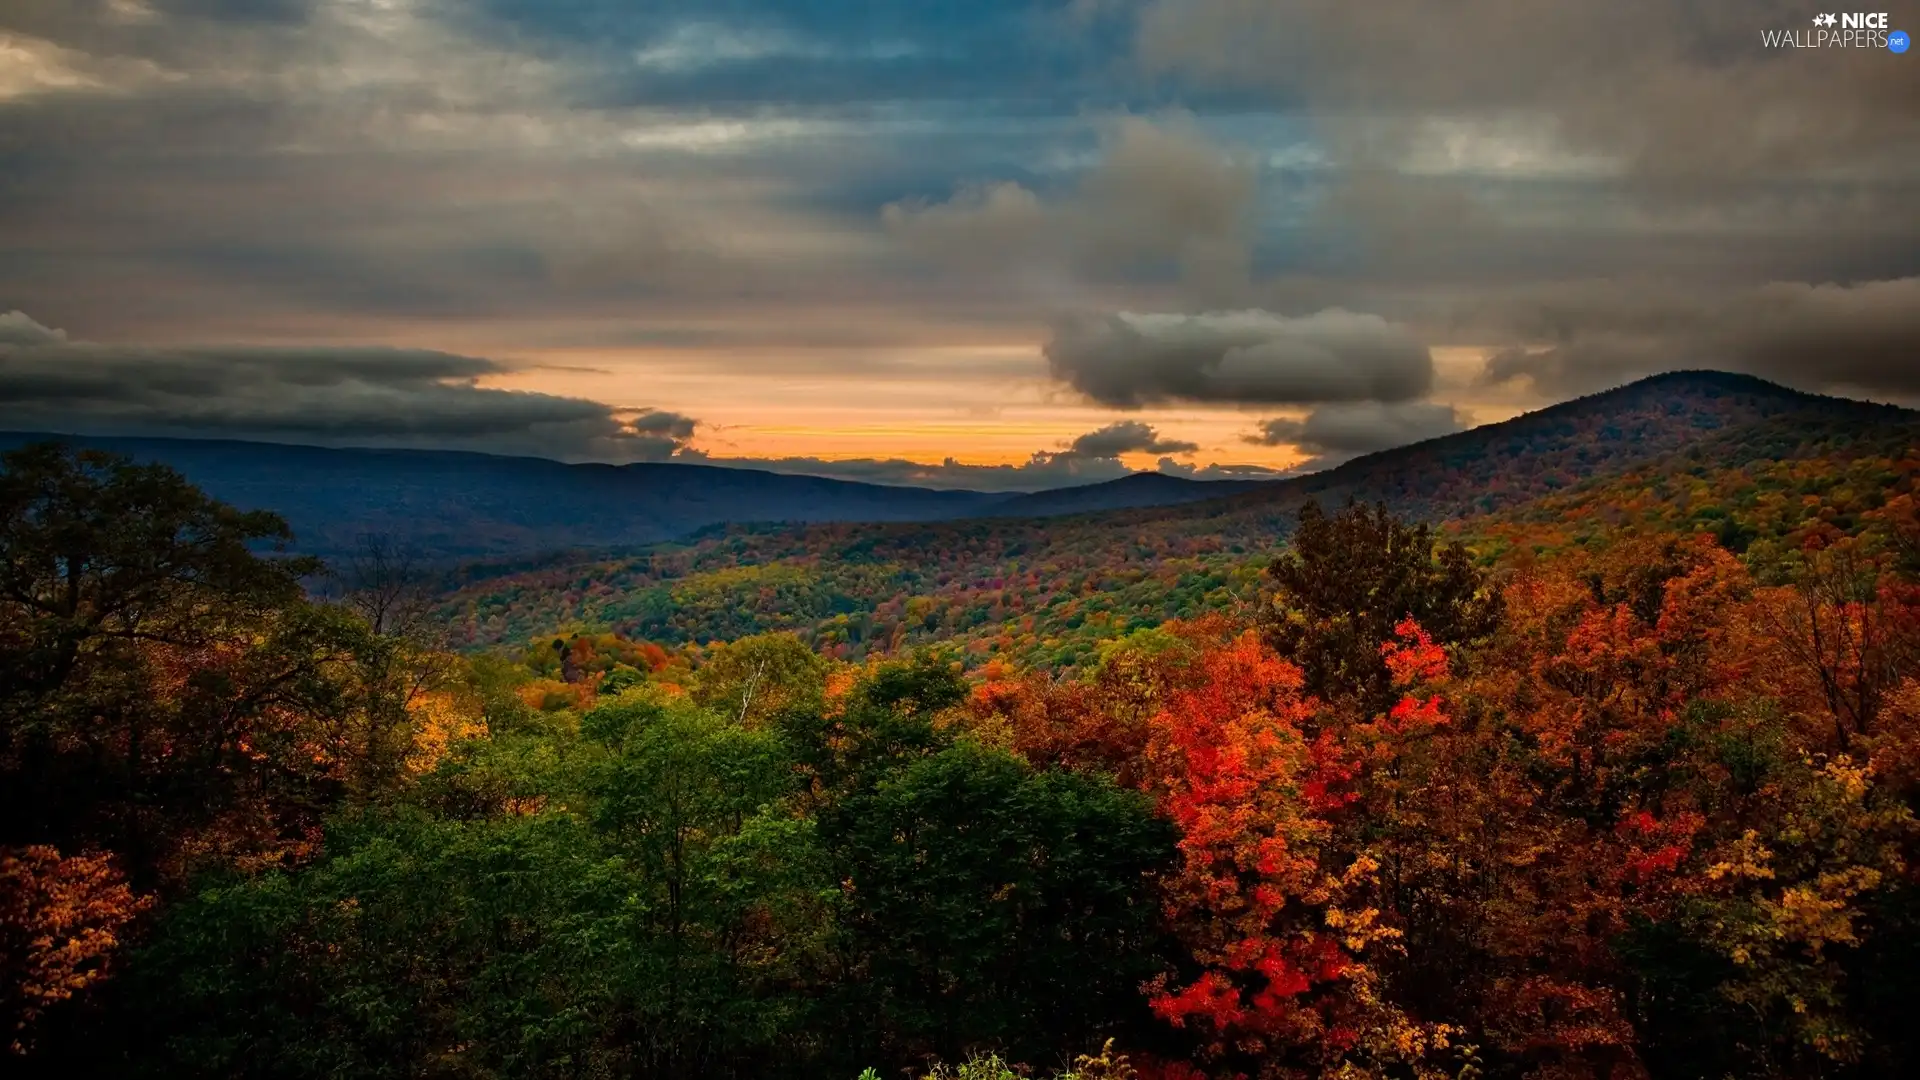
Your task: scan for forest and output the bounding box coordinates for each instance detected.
[6,431,1920,1080]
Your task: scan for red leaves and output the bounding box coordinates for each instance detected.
[1152,971,1247,1030]
[1382,618,1449,688]
[1133,629,1448,1071]
[1617,810,1703,885]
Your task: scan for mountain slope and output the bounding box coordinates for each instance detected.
[987,472,1276,517]
[435,372,1920,655]
[1111,369,1907,528]
[0,433,1006,559]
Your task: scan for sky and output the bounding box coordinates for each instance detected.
[1,0,1917,491]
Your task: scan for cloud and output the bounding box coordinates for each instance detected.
[1247,401,1467,455]
[1044,308,1435,408]
[682,419,1202,492]
[1132,0,1920,186]
[1067,419,1198,457]
[883,114,1257,300]
[1117,0,1920,313]
[0,311,696,461]
[629,407,697,438]
[631,21,917,73]
[1469,277,1920,400]
[3,0,1916,460]
[0,311,1219,489]
[1156,457,1291,480]
[0,310,66,346]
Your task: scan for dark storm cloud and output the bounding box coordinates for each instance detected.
[1067,420,1198,457]
[0,311,695,461]
[0,0,1116,350]
[1044,309,1435,408]
[1113,0,1920,402]
[1468,277,1920,400]
[629,408,699,441]
[1247,401,1466,455]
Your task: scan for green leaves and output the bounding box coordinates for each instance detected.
[1263,500,1502,717]
[824,741,1175,1064]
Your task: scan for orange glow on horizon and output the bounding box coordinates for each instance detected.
[469,342,1522,471]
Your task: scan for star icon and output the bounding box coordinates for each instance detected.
[1824,13,1839,26]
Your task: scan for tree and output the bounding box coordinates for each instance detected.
[0,443,338,883]
[0,442,311,717]
[1136,628,1456,1079]
[1261,501,1501,718]
[690,632,830,728]
[825,741,1175,1065]
[1753,536,1920,753]
[329,533,440,642]
[0,846,147,1055]
[0,445,444,1058]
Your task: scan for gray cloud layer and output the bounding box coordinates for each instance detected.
[4,0,1919,456]
[1133,0,1920,184]
[1470,277,1920,401]
[0,310,696,461]
[1248,401,1467,456]
[1045,309,1436,408]
[883,114,1258,302]
[0,311,1229,489]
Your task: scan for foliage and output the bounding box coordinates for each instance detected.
[11,409,1920,1080]
[1263,500,1502,717]
[0,846,148,1054]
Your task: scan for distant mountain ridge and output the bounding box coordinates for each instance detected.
[5,372,1909,564]
[988,471,1277,517]
[0,434,1007,559]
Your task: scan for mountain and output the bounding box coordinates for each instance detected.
[0,433,1005,559]
[0,433,1276,560]
[988,471,1277,517]
[7,372,1907,571]
[432,371,1920,656]
[1121,369,1908,526]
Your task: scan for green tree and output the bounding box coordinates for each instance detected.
[1262,500,1502,716]
[822,741,1176,1066]
[689,632,830,728]
[0,443,339,884]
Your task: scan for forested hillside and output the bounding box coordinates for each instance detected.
[0,432,1007,559]
[7,436,1920,1080]
[438,374,1920,670]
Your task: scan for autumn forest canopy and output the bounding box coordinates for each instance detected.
[6,375,1920,1080]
